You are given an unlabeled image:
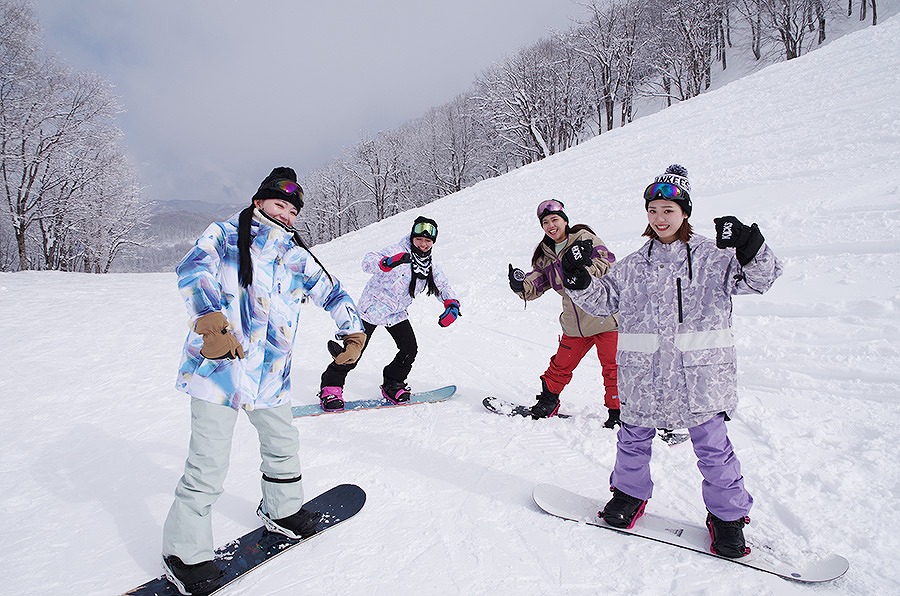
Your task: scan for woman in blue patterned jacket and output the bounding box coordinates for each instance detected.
[161,167,366,596]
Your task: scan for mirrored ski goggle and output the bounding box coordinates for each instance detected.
[260,178,304,208]
[412,221,438,240]
[643,182,689,201]
[268,179,302,196]
[536,199,565,219]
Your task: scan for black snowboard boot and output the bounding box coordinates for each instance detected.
[530,381,560,419]
[162,555,224,596]
[706,512,750,558]
[600,488,647,529]
[381,378,411,404]
[603,408,620,429]
[257,502,323,540]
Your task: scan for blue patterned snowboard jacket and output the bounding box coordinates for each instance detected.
[175,211,364,410]
[569,234,782,429]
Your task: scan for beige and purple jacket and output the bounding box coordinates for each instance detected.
[517,227,618,337]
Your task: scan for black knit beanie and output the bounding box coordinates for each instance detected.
[251,166,304,212]
[644,164,692,216]
[239,166,303,287]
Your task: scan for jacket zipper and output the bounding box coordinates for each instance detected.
[676,278,684,323]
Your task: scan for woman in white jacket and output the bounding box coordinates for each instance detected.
[317,216,460,409]
[560,165,782,559]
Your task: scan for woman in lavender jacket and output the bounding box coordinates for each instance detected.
[560,165,782,559]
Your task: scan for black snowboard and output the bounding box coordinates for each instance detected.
[482,397,689,445]
[482,396,572,419]
[122,484,365,595]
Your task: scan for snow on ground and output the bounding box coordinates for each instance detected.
[2,14,900,596]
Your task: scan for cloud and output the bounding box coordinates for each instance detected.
[32,0,586,202]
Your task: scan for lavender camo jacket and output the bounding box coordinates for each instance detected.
[569,234,783,429]
[518,227,618,337]
[175,211,364,410]
[356,236,458,327]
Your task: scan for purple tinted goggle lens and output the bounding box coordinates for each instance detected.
[643,183,687,201]
[536,199,565,219]
[272,179,302,197]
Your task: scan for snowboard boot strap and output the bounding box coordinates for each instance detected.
[262,473,302,484]
[319,386,344,411]
[381,380,411,404]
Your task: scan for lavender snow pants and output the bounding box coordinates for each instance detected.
[609,413,753,521]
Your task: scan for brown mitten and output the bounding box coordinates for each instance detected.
[194,312,244,359]
[334,332,366,365]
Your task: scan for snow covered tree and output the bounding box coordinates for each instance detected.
[570,0,651,132]
[302,160,369,243]
[472,37,592,165]
[0,0,145,272]
[404,94,498,199]
[641,0,728,103]
[734,0,766,59]
[345,130,415,222]
[760,0,832,59]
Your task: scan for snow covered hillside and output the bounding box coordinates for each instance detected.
[2,15,900,596]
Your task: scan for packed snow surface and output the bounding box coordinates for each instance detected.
[2,15,900,596]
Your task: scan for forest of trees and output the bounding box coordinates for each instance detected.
[296,0,881,246]
[0,1,145,272]
[0,0,881,271]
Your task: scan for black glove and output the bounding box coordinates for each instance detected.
[508,264,525,293]
[561,240,593,291]
[562,239,593,270]
[379,252,411,271]
[327,340,343,358]
[714,216,765,266]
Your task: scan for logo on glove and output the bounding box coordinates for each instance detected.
[720,221,733,241]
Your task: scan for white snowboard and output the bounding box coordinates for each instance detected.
[532,483,849,584]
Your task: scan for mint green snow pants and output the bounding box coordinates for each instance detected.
[162,398,304,564]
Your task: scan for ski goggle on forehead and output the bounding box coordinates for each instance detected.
[643,182,689,201]
[536,199,565,219]
[261,178,303,208]
[412,221,437,240]
[268,179,303,198]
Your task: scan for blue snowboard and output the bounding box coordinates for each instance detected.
[292,385,456,418]
[122,484,365,595]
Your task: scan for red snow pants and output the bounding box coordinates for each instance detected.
[541,332,619,409]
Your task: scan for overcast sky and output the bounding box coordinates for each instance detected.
[31,1,590,204]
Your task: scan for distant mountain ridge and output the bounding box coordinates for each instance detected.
[112,199,244,273]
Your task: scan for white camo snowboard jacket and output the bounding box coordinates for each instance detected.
[569,233,782,429]
[356,236,458,327]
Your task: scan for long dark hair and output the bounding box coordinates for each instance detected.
[238,206,333,288]
[531,223,595,268]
